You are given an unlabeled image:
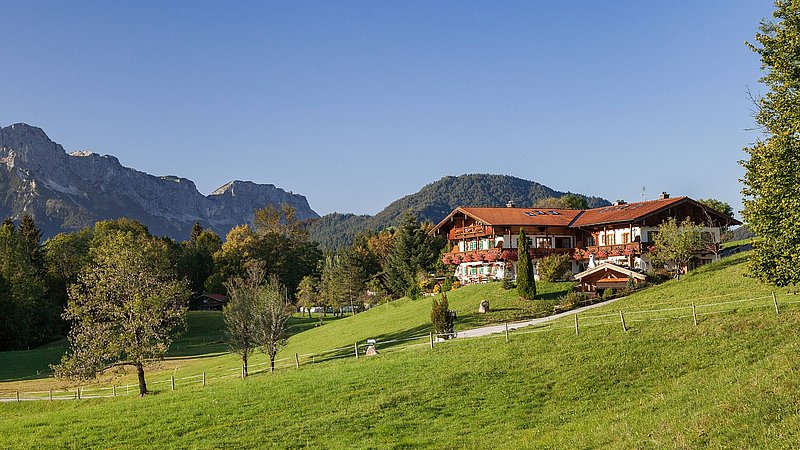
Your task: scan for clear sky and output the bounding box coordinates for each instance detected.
[0,1,770,217]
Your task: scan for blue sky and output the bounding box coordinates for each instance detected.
[0,1,770,217]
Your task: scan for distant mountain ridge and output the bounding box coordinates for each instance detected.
[0,123,318,239]
[307,174,611,249]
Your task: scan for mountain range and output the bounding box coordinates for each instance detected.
[0,123,609,246]
[307,174,610,249]
[0,123,317,239]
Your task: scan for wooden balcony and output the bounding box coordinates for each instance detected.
[583,242,644,256]
[449,225,493,240]
[444,247,572,263]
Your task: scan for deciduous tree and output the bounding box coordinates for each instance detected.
[650,217,704,278]
[741,1,800,285]
[223,262,267,377]
[53,231,189,396]
[257,274,292,372]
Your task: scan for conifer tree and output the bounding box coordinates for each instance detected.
[516,229,536,300]
[18,214,43,270]
[190,222,204,242]
[742,2,800,286]
[384,213,439,298]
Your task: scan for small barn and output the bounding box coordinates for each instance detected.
[574,263,646,293]
[189,293,227,311]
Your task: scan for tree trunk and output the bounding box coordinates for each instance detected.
[243,353,249,377]
[270,353,275,372]
[136,363,148,397]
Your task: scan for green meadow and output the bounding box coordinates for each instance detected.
[1,252,799,448]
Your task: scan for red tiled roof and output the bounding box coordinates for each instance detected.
[459,206,582,227]
[431,196,740,235]
[570,197,688,227]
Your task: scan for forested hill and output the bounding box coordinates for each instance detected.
[307,174,610,250]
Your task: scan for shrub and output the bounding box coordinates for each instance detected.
[502,269,515,290]
[559,290,589,309]
[451,280,461,290]
[602,288,615,300]
[441,277,452,292]
[431,292,454,339]
[537,254,573,282]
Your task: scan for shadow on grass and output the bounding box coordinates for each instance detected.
[310,324,434,362]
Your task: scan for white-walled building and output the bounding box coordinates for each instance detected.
[430,194,740,284]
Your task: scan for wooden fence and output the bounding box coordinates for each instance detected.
[2,291,798,403]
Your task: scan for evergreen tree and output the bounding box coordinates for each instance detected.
[190,222,204,242]
[384,213,439,298]
[18,214,43,270]
[431,292,454,339]
[742,2,800,286]
[516,230,536,299]
[1,218,12,229]
[0,221,49,350]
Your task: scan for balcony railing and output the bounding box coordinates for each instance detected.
[443,247,572,265]
[450,225,493,240]
[583,242,644,257]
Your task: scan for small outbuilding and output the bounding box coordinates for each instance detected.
[189,293,228,311]
[574,263,646,293]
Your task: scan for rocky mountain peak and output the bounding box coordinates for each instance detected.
[0,123,319,240]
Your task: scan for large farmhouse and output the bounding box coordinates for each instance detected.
[430,193,741,284]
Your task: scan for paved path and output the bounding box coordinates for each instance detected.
[454,297,621,339]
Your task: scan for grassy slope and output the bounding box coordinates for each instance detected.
[0,281,570,390]
[280,280,572,357]
[2,253,800,448]
[0,313,344,390]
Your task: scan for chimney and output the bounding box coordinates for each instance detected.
[506,200,516,208]
[659,192,670,199]
[613,199,626,206]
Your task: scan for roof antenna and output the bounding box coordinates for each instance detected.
[641,186,648,201]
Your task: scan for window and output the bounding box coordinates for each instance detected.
[469,266,477,275]
[555,237,571,249]
[604,234,616,245]
[621,233,630,244]
[648,231,658,242]
[481,239,491,250]
[468,241,477,251]
[535,237,552,248]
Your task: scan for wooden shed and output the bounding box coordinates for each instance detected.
[574,263,647,293]
[189,294,227,311]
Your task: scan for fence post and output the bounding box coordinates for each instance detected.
[202,371,206,387]
[126,385,130,396]
[574,314,579,336]
[429,332,434,349]
[241,365,245,380]
[16,391,19,403]
[692,303,697,326]
[49,389,53,401]
[772,291,780,316]
[171,376,175,391]
[113,385,116,397]
[505,323,509,343]
[354,342,359,359]
[295,353,300,369]
[619,310,627,332]
[76,388,80,400]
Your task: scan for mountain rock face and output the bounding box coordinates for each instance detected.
[308,174,611,250]
[0,123,318,239]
